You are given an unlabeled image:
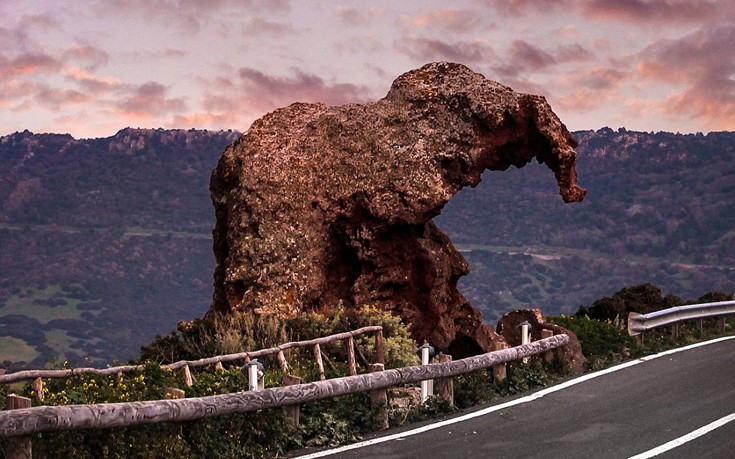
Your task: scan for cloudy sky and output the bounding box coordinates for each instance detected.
[2,0,734,139]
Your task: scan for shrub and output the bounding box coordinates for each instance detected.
[549,315,636,370]
[140,311,288,364]
[5,306,420,458]
[576,283,683,322]
[286,305,419,369]
[454,360,557,409]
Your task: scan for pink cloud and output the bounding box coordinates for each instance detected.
[63,45,110,71]
[334,36,387,56]
[115,82,187,118]
[395,37,493,66]
[64,68,120,94]
[168,111,242,130]
[194,67,376,130]
[334,6,386,26]
[507,40,555,70]
[637,23,735,129]
[34,86,90,110]
[102,0,290,32]
[242,16,295,36]
[492,40,593,77]
[0,52,60,78]
[552,67,629,113]
[480,0,571,16]
[582,0,723,24]
[574,67,627,90]
[0,80,36,109]
[409,9,484,33]
[235,67,374,108]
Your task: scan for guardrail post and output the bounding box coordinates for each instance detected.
[434,354,453,406]
[4,394,32,459]
[418,343,435,403]
[671,323,679,340]
[368,363,389,430]
[245,360,265,391]
[520,321,531,363]
[282,375,303,429]
[721,316,727,334]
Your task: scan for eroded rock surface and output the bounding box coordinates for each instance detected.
[497,308,586,374]
[209,62,586,356]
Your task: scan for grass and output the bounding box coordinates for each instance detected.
[43,329,102,362]
[1,284,88,324]
[0,336,39,363]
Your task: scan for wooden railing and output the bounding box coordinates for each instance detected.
[0,335,568,437]
[0,326,385,394]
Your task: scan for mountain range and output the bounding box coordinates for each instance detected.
[0,127,732,368]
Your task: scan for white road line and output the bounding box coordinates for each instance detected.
[292,336,735,459]
[628,412,735,459]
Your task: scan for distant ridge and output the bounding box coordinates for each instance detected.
[0,127,732,368]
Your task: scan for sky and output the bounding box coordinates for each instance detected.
[1,0,734,139]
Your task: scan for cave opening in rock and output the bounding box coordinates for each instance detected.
[435,162,562,328]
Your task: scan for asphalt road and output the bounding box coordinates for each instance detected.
[294,337,735,459]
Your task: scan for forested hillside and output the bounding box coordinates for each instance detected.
[0,129,240,368]
[0,127,732,368]
[437,128,734,319]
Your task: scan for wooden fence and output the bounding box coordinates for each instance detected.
[1,327,569,459]
[0,325,385,399]
[0,335,568,438]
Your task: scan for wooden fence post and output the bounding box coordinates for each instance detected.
[32,377,44,401]
[282,375,303,429]
[368,363,389,430]
[347,337,357,376]
[4,394,32,459]
[375,329,385,364]
[493,342,508,382]
[277,350,290,374]
[434,354,453,406]
[319,350,337,373]
[314,344,326,381]
[182,365,193,387]
[541,329,554,363]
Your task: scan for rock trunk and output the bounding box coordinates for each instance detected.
[209,62,586,356]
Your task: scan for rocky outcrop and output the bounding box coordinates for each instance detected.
[497,308,586,374]
[209,62,586,356]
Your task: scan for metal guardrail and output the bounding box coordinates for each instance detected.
[627,300,735,336]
